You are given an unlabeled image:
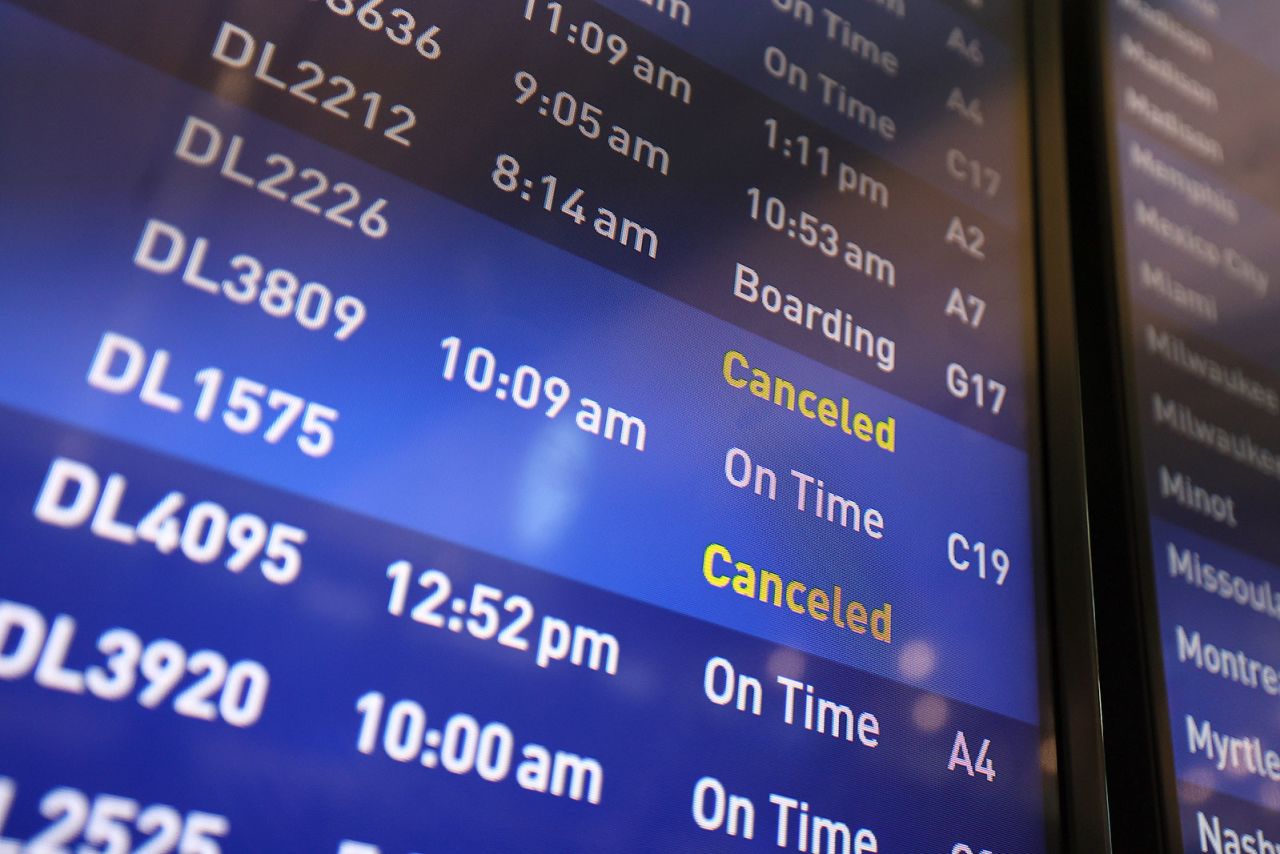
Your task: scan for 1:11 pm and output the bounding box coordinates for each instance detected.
[764,118,830,177]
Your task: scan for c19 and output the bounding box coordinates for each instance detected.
[948,533,1009,586]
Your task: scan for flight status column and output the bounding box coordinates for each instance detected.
[0,1,1053,851]
[1107,0,1280,849]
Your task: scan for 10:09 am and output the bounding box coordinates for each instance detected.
[439,336,648,453]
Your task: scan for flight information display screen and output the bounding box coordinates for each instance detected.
[1104,0,1280,849]
[0,1,1053,850]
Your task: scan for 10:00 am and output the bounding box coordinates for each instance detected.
[354,691,604,805]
